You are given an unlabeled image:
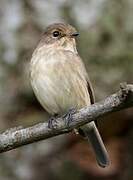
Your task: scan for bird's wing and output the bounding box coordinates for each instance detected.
[86,77,95,104]
[74,54,109,167]
[71,53,95,104]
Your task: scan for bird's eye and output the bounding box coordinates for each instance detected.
[53,31,60,37]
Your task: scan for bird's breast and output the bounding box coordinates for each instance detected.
[30,49,90,115]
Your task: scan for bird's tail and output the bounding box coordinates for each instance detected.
[80,121,109,167]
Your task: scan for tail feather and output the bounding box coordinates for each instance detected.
[81,121,109,167]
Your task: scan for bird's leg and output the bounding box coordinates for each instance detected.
[48,114,58,129]
[63,107,77,126]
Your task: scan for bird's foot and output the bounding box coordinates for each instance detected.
[63,107,77,126]
[48,116,58,129]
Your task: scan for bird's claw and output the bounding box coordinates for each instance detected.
[63,107,77,126]
[48,117,58,129]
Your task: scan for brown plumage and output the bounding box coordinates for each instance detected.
[30,23,109,167]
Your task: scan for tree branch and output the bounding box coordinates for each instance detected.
[0,83,133,153]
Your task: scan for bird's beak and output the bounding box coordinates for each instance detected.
[71,32,79,37]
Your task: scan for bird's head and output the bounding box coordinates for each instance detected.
[39,23,79,52]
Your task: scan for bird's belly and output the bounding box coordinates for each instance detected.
[31,59,90,115]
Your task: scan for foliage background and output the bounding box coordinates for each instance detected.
[0,0,133,179]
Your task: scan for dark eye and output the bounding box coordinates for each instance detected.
[53,31,60,37]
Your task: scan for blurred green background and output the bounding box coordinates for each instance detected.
[0,0,133,180]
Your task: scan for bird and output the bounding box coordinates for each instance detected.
[30,23,109,167]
